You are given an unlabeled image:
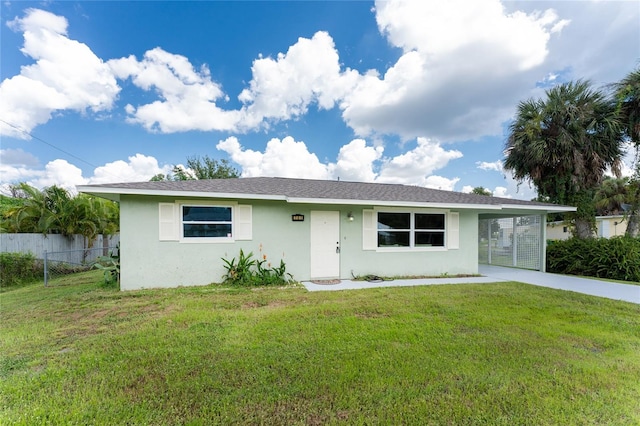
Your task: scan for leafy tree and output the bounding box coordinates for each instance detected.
[471,187,492,196]
[504,80,624,239]
[171,165,195,181]
[185,156,239,179]
[613,68,640,237]
[151,156,239,181]
[593,177,630,216]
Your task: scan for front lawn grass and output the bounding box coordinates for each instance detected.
[2,271,639,425]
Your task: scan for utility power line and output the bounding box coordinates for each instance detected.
[0,119,122,181]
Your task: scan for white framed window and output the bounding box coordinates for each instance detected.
[158,202,252,243]
[181,205,233,239]
[363,208,458,251]
[377,212,445,248]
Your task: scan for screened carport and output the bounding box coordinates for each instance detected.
[478,214,546,271]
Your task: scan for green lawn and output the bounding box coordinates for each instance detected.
[2,271,639,425]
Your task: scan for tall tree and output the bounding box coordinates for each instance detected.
[504,80,624,239]
[471,186,492,196]
[186,156,239,179]
[613,68,640,237]
[150,156,240,181]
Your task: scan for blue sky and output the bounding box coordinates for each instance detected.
[1,1,638,199]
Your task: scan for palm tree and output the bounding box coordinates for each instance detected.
[1,184,120,245]
[594,177,630,216]
[613,68,640,237]
[3,183,50,234]
[504,80,625,239]
[471,187,492,196]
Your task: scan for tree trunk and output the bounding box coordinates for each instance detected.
[626,206,640,237]
[574,218,594,239]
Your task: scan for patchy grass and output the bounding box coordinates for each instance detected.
[1,271,639,425]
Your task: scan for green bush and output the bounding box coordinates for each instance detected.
[0,252,43,288]
[221,249,293,286]
[547,237,640,282]
[92,244,120,286]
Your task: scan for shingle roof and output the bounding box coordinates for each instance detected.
[79,177,573,211]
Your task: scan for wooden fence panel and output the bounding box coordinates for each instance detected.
[0,234,119,258]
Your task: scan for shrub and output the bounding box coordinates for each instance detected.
[222,249,292,286]
[547,237,640,282]
[0,252,43,288]
[92,246,120,286]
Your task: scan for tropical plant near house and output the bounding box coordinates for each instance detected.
[92,244,120,285]
[504,80,625,239]
[221,249,292,286]
[613,68,640,237]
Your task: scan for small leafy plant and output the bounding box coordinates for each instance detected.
[222,249,292,286]
[92,245,120,285]
[221,249,256,285]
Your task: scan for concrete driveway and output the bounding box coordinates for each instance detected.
[479,265,639,304]
[302,265,640,305]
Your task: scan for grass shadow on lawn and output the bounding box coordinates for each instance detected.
[1,274,639,425]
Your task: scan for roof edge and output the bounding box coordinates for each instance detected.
[77,185,576,213]
[77,186,287,202]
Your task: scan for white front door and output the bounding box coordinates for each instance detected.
[310,211,340,279]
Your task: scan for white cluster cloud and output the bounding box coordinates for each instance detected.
[90,153,173,184]
[238,32,360,130]
[340,0,569,140]
[376,137,462,186]
[476,160,503,172]
[0,8,120,139]
[217,136,329,179]
[217,135,462,190]
[0,153,171,193]
[108,48,241,133]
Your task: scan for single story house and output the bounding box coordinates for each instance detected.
[547,215,628,240]
[78,177,575,291]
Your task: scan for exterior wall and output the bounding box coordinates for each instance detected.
[546,216,627,240]
[342,209,477,279]
[597,216,627,238]
[119,195,478,290]
[546,222,571,240]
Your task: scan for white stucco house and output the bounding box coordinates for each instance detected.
[78,177,575,291]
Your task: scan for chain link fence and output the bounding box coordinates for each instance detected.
[44,246,119,286]
[478,215,542,271]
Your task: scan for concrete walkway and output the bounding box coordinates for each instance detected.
[302,265,640,304]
